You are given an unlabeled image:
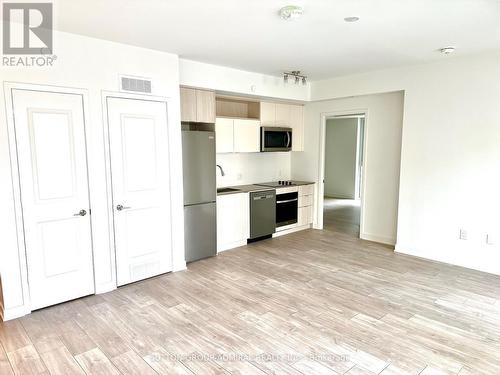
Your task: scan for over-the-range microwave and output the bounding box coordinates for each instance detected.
[261,127,292,152]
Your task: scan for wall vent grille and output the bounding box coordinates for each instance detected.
[120,76,152,94]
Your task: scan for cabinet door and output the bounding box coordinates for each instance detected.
[196,89,216,123]
[298,206,313,226]
[275,103,291,127]
[180,87,197,122]
[217,193,249,251]
[260,102,276,126]
[290,105,304,151]
[215,118,234,153]
[234,119,261,153]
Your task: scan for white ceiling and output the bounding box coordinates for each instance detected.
[54,0,500,80]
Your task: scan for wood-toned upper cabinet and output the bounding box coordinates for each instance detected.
[180,87,197,122]
[196,89,216,123]
[180,87,215,123]
[260,102,276,126]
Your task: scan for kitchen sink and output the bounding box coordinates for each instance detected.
[217,187,240,193]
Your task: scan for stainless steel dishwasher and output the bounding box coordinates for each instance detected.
[249,190,276,240]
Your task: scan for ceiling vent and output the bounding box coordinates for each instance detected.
[120,75,152,94]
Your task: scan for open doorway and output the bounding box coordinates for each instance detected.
[323,114,365,236]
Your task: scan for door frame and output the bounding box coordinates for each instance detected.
[4,82,94,319]
[100,91,174,287]
[316,108,369,239]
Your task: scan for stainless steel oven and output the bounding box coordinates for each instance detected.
[261,127,292,152]
[276,191,298,227]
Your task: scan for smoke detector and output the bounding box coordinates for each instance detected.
[280,5,304,20]
[439,47,456,54]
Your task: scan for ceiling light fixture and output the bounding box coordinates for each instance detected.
[344,16,360,22]
[279,5,304,20]
[283,71,307,85]
[439,46,456,55]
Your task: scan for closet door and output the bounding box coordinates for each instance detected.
[106,97,172,286]
[12,89,94,310]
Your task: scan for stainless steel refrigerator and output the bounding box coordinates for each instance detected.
[182,131,217,262]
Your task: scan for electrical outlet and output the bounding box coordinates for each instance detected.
[459,229,468,240]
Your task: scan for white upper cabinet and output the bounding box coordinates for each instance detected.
[275,103,291,127]
[216,118,261,153]
[215,117,234,153]
[233,119,261,153]
[260,102,276,126]
[290,105,304,151]
[259,102,304,151]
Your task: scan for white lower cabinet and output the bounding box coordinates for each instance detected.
[217,193,249,252]
[298,184,314,227]
[298,206,313,226]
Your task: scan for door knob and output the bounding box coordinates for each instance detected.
[74,209,87,217]
[116,204,131,211]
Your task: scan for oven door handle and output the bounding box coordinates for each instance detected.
[277,198,298,204]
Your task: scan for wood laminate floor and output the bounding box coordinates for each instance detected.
[1,201,500,374]
[323,198,361,236]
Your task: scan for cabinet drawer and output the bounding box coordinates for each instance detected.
[298,194,313,207]
[298,184,314,196]
[276,186,298,194]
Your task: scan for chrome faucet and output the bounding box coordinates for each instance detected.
[216,164,225,176]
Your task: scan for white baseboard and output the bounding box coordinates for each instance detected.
[273,224,311,237]
[172,261,187,272]
[217,240,247,253]
[4,305,30,321]
[360,232,396,246]
[95,282,117,295]
[324,194,355,199]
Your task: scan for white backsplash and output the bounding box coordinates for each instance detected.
[216,152,291,187]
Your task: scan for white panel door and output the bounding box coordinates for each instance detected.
[233,119,261,153]
[107,97,172,286]
[215,117,234,153]
[12,89,95,310]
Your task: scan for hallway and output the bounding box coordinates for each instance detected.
[323,198,360,237]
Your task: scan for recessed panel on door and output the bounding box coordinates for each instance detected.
[107,97,172,286]
[12,89,95,310]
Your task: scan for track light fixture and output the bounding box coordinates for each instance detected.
[283,70,307,85]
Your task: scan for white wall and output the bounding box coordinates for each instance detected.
[180,59,310,102]
[292,91,404,245]
[308,51,500,275]
[0,29,185,320]
[324,118,358,199]
[216,153,291,187]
